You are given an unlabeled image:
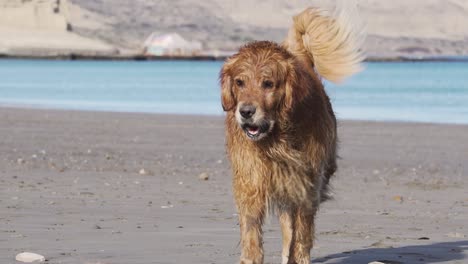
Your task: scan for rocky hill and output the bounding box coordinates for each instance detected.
[67,0,468,57]
[2,0,468,58]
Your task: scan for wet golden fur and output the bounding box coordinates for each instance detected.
[220,7,364,264]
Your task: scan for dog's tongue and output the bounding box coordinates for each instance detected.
[248,126,259,135]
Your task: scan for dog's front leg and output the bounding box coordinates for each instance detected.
[279,210,295,264]
[236,190,266,264]
[290,208,316,264]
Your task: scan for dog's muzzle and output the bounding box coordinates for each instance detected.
[241,121,271,140]
[237,104,274,141]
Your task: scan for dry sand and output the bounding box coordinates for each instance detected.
[1,107,467,264]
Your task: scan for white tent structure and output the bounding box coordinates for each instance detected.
[143,32,202,56]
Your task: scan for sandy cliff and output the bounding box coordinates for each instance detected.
[0,0,116,56]
[1,0,468,58]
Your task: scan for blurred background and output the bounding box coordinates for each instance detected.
[1,0,468,58]
[1,0,468,123]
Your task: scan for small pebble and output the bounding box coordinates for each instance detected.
[15,252,45,263]
[139,169,149,175]
[198,172,209,181]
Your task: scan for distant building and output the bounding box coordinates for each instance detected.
[143,32,202,56]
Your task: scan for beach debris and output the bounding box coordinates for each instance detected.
[418,237,430,240]
[17,158,26,165]
[94,224,102,229]
[178,181,184,185]
[198,172,209,181]
[15,252,45,263]
[368,262,386,264]
[392,195,404,203]
[447,232,465,238]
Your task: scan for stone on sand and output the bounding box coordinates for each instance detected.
[15,252,45,263]
[198,172,209,181]
[139,168,148,175]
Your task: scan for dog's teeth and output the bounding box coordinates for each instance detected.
[248,128,259,135]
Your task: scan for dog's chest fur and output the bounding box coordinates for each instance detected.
[226,114,326,209]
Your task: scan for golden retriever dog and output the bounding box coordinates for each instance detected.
[220,6,364,264]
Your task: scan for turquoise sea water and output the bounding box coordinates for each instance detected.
[0,59,467,124]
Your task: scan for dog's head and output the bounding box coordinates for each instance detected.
[220,41,312,141]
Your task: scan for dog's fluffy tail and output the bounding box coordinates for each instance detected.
[283,4,365,83]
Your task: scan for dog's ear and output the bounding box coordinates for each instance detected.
[220,63,236,111]
[284,59,311,110]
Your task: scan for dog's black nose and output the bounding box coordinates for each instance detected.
[239,105,256,119]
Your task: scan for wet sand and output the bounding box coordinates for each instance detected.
[1,107,467,264]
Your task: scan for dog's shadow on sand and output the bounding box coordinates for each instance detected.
[314,240,468,264]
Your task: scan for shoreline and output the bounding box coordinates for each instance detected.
[2,53,468,62]
[1,105,468,127]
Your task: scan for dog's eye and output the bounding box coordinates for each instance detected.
[235,79,244,87]
[262,80,274,89]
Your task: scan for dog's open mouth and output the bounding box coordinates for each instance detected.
[241,122,271,140]
[245,124,260,137]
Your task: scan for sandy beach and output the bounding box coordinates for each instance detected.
[1,107,467,264]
